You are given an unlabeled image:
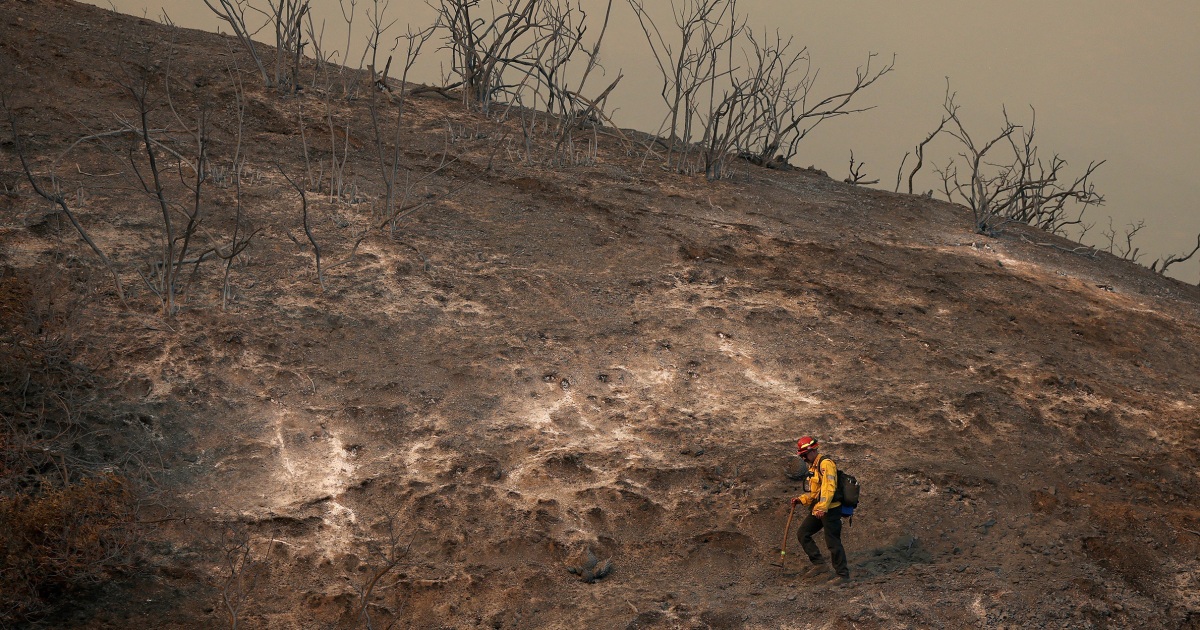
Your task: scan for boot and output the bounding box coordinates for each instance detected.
[799,562,827,579]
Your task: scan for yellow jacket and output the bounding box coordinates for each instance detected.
[799,455,841,513]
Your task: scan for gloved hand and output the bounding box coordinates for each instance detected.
[812,509,827,519]
[792,495,813,506]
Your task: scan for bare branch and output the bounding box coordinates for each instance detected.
[221,54,259,309]
[276,165,324,291]
[844,150,878,186]
[933,94,1103,237]
[4,101,128,307]
[269,0,310,91]
[629,1,891,175]
[1153,233,1200,275]
[771,52,894,164]
[433,0,544,112]
[899,78,954,194]
[353,516,415,629]
[203,0,272,87]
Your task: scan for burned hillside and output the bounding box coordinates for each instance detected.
[2,1,1199,628]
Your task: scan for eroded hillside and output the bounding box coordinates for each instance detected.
[2,2,1199,628]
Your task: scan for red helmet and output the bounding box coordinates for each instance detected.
[796,436,818,455]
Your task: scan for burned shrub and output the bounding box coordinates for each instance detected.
[0,271,143,624]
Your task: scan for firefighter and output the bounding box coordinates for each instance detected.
[791,436,850,585]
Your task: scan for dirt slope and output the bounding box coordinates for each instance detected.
[2,2,1199,628]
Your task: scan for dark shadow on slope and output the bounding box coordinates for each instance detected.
[853,534,933,577]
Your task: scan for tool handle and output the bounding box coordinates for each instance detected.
[780,502,797,560]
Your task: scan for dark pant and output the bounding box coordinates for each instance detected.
[797,509,848,577]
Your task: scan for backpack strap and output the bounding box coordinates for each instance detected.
[813,455,830,496]
[814,455,830,485]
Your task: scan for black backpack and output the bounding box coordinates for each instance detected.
[818,456,860,521]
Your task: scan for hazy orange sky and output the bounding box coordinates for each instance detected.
[81,0,1200,281]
